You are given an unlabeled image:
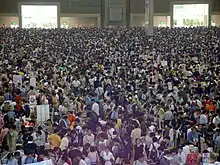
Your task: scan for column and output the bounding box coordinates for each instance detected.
[145,0,154,34]
[126,0,131,27]
[104,0,126,26]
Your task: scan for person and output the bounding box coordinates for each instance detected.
[60,133,70,150]
[131,122,141,145]
[133,138,144,161]
[23,136,37,155]
[83,128,95,146]
[4,153,18,165]
[185,145,200,165]
[91,99,100,117]
[22,151,37,164]
[88,146,100,165]
[149,137,160,161]
[101,147,115,165]
[6,125,18,152]
[133,153,147,165]
[47,129,61,149]
[1,26,220,165]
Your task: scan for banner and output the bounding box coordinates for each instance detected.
[37,105,50,123]
[202,153,210,164]
[13,75,22,87]
[27,159,53,165]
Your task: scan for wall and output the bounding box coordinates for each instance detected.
[211,15,220,26]
[0,16,19,27]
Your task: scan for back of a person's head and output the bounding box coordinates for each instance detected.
[152,137,158,143]
[28,135,34,141]
[90,146,96,152]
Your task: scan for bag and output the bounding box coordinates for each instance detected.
[150,143,158,161]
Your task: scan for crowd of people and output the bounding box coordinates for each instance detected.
[0,26,220,165]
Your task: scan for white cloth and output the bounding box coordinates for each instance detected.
[60,137,69,150]
[92,103,100,116]
[102,151,115,165]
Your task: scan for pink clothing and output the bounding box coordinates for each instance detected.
[0,128,9,143]
[0,117,4,130]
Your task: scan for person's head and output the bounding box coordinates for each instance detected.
[152,137,158,143]
[105,146,110,152]
[136,138,141,145]
[36,130,42,137]
[47,149,54,157]
[38,151,45,159]
[90,146,96,153]
[9,125,16,131]
[62,155,69,163]
[138,153,145,162]
[53,147,61,155]
[178,147,183,154]
[14,152,20,159]
[30,86,34,90]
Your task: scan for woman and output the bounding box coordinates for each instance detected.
[88,146,100,165]
[83,128,95,146]
[101,147,115,165]
[186,145,200,165]
[134,138,144,161]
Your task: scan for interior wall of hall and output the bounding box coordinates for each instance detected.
[0,0,220,27]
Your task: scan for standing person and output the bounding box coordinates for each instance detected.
[133,138,144,161]
[163,108,174,127]
[133,154,148,165]
[83,128,95,146]
[101,147,115,165]
[47,129,61,149]
[131,122,141,146]
[91,99,100,117]
[60,133,70,150]
[6,125,18,152]
[4,153,18,165]
[185,145,200,165]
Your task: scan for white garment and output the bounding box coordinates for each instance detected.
[84,157,91,165]
[102,151,115,165]
[60,137,69,150]
[72,80,81,87]
[149,142,160,152]
[79,159,87,165]
[107,128,115,140]
[83,134,95,146]
[92,103,100,116]
[182,145,190,164]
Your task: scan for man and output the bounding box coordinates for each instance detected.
[187,127,199,145]
[6,125,18,152]
[163,108,174,127]
[91,99,100,117]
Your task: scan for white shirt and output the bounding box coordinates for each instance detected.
[92,102,100,116]
[83,134,95,146]
[72,80,81,87]
[102,151,115,165]
[60,136,69,150]
[149,142,160,152]
[79,159,87,165]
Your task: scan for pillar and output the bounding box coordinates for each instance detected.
[145,0,154,34]
[104,0,127,26]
